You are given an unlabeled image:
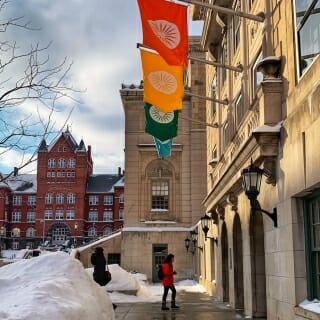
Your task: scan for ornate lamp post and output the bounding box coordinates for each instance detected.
[0,226,5,258]
[241,161,277,227]
[200,214,218,244]
[73,222,78,246]
[184,237,190,252]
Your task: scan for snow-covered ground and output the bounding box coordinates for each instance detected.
[1,249,319,319]
[0,250,206,320]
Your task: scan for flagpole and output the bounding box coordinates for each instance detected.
[188,56,243,73]
[180,0,265,22]
[185,91,228,105]
[180,115,219,129]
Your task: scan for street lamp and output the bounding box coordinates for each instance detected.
[0,226,5,258]
[41,219,46,245]
[184,237,190,252]
[200,214,218,244]
[190,230,203,252]
[74,222,78,246]
[241,160,277,227]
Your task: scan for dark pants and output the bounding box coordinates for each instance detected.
[162,285,176,303]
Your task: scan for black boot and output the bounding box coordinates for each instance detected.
[171,301,180,309]
[161,302,169,311]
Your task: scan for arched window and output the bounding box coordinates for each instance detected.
[67,193,75,204]
[103,227,112,236]
[56,193,64,204]
[57,158,66,168]
[26,228,35,237]
[48,159,55,168]
[45,193,53,204]
[11,227,20,237]
[68,158,76,168]
[88,227,97,237]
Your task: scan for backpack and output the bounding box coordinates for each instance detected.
[158,264,164,280]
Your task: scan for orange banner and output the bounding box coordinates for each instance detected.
[137,0,188,66]
[140,49,183,112]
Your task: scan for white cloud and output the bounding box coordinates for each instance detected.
[0,0,202,175]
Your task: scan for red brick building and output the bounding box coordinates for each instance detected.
[0,129,124,250]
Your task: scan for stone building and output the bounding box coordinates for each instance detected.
[0,129,124,251]
[119,37,207,282]
[190,0,320,319]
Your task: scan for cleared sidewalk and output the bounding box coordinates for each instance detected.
[115,290,248,320]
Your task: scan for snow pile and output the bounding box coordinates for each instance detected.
[0,252,114,320]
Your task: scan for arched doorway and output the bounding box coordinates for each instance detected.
[221,221,229,302]
[233,214,244,310]
[250,211,266,317]
[48,223,70,245]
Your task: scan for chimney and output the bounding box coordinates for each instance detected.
[13,167,18,176]
[118,167,121,176]
[88,145,91,158]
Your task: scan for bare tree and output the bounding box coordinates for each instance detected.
[0,0,80,181]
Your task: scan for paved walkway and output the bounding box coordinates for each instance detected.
[114,291,247,320]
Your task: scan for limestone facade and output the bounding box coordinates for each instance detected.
[191,0,320,319]
[119,37,207,282]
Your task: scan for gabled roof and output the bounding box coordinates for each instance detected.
[87,174,123,193]
[42,128,84,153]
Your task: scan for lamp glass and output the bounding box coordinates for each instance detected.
[190,230,198,242]
[201,214,211,231]
[241,163,263,200]
[184,237,190,249]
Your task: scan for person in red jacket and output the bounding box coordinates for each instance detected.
[161,253,179,310]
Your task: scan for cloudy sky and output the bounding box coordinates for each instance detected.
[0,0,203,175]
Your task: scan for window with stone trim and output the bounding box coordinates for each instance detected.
[151,181,169,210]
[304,192,320,299]
[44,210,53,220]
[89,195,99,205]
[146,162,174,218]
[295,0,320,76]
[55,210,64,220]
[48,159,55,168]
[12,211,21,222]
[104,195,113,205]
[56,193,64,204]
[28,195,36,206]
[13,195,22,205]
[45,193,53,204]
[66,210,75,220]
[232,0,241,53]
[27,211,36,222]
[67,193,75,204]
[88,211,98,222]
[103,211,113,221]
[57,158,66,168]
[119,209,124,220]
[26,227,35,237]
[252,50,263,95]
[68,158,76,168]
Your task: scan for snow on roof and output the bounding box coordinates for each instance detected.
[2,174,37,193]
[252,121,283,133]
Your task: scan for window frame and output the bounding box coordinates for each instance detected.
[304,191,320,299]
[151,180,169,211]
[295,0,320,76]
[89,195,99,206]
[104,195,113,205]
[103,211,113,221]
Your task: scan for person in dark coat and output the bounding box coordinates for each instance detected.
[161,253,179,310]
[91,247,117,310]
[91,247,107,286]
